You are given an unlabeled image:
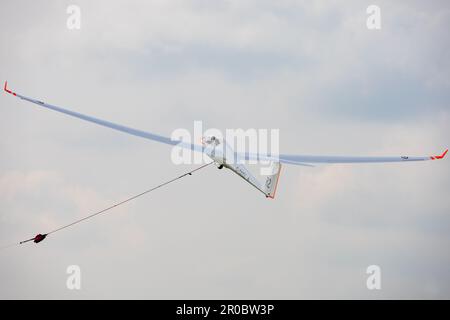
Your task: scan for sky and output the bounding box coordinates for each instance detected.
[0,0,449,299]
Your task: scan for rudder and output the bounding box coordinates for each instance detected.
[264,162,282,199]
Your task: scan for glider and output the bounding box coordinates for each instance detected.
[4,81,447,199]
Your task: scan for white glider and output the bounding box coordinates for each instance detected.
[4,81,447,199]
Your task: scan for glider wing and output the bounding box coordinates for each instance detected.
[4,81,202,152]
[239,148,447,166]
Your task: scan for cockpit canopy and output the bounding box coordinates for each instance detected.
[201,135,220,146]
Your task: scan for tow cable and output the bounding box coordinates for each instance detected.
[1,162,213,249]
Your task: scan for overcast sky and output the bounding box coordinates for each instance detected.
[0,0,449,299]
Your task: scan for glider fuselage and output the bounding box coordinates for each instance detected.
[202,136,272,197]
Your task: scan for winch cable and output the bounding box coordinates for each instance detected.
[2,162,213,249]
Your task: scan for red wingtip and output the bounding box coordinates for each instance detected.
[431,149,448,160]
[4,80,14,95]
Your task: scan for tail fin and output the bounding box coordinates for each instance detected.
[263,162,282,199]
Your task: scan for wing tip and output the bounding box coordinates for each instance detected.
[4,81,16,96]
[430,149,448,160]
